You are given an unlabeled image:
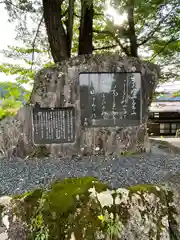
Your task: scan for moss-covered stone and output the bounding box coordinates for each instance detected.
[128,184,167,201]
[13,177,108,240]
[1,177,180,240]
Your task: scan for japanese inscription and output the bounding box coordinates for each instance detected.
[79,72,142,127]
[32,105,75,144]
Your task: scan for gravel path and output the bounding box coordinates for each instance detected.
[0,144,180,196]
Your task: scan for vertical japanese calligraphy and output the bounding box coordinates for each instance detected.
[79,72,142,127]
[32,106,75,144]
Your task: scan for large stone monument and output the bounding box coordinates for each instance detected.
[0,54,160,158]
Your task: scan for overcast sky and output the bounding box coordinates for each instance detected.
[0,3,179,92]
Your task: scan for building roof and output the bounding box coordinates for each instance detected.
[149,101,180,112]
[156,94,180,101]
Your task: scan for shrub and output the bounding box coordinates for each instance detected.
[0,107,18,120]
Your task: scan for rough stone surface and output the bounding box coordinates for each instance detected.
[0,54,160,158]
[0,177,179,240]
[162,173,180,239]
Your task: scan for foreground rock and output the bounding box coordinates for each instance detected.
[0,54,159,158]
[0,177,179,240]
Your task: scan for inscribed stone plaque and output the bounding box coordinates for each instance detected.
[79,72,142,127]
[32,105,75,144]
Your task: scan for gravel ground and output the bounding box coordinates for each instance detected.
[0,144,180,196]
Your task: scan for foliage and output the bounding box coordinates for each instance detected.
[1,97,22,109]
[0,63,35,81]
[0,80,30,103]
[109,0,180,80]
[0,107,18,120]
[98,210,122,239]
[172,91,180,97]
[0,97,23,120]
[152,91,168,100]
[0,0,179,89]
[29,195,49,240]
[0,81,29,121]
[0,46,36,104]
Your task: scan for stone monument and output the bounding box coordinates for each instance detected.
[0,54,160,158]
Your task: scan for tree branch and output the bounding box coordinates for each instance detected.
[0,0,37,13]
[93,44,118,51]
[74,12,103,18]
[94,12,104,16]
[31,14,44,71]
[93,29,130,56]
[150,38,177,61]
[0,0,27,12]
[138,6,176,47]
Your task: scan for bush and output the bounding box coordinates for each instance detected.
[0,97,22,121]
[0,108,18,120]
[1,98,22,109]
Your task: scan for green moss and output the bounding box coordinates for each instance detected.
[11,178,176,240]
[12,189,43,226]
[120,151,136,156]
[13,188,43,201]
[41,177,108,239]
[129,184,165,197]
[128,184,156,192]
[119,148,146,156]
[13,177,108,240]
[44,177,106,213]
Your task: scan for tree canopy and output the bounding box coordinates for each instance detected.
[0,0,179,99]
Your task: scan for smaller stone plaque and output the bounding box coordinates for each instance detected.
[32,105,75,144]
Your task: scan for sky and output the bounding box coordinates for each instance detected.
[0,3,179,93]
[0,5,16,82]
[0,4,26,85]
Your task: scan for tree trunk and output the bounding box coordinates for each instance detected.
[127,0,138,57]
[42,0,69,62]
[78,0,93,55]
[65,0,75,57]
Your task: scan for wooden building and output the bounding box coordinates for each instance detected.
[148,99,180,136]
